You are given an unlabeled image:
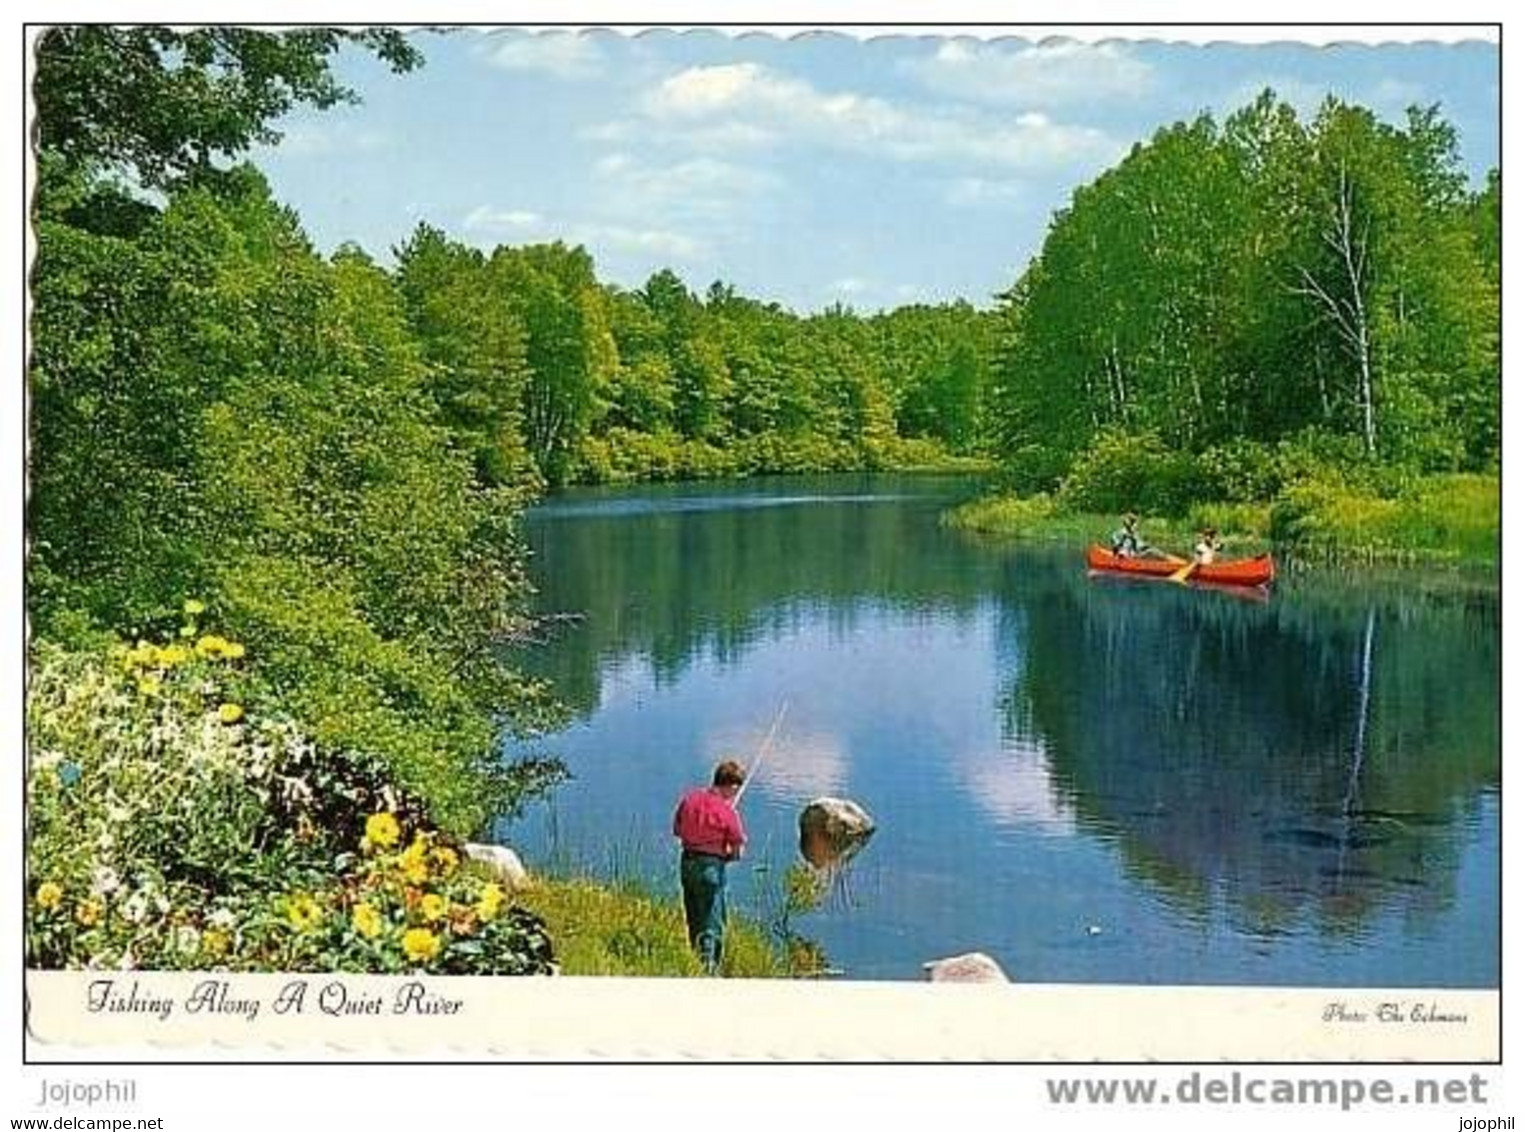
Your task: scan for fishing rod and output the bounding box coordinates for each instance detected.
[734,700,789,807]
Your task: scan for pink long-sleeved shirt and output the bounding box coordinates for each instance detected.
[672,787,746,858]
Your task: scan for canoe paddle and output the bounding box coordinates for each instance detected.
[1168,559,1196,584]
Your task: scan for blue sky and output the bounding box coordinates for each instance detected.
[251,30,1500,314]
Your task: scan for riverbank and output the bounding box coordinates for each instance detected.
[517,875,789,977]
[572,430,994,486]
[944,473,1498,569]
[24,622,800,979]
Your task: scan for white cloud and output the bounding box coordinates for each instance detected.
[830,277,870,295]
[462,204,706,261]
[715,729,847,801]
[952,738,1075,835]
[586,153,781,234]
[904,40,1158,108]
[463,206,544,232]
[593,153,778,205]
[590,223,705,259]
[649,61,766,115]
[633,62,1118,171]
[480,31,603,80]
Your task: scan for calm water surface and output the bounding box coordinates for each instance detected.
[499,475,1499,985]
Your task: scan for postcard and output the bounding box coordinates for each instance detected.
[22,22,1501,1065]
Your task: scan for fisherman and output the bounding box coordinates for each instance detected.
[672,759,749,974]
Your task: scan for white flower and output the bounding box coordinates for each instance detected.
[90,866,121,896]
[121,892,149,924]
[174,926,200,955]
[208,907,236,930]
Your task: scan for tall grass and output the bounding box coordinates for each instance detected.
[510,820,798,977]
[946,473,1497,568]
[945,496,1268,557]
[516,875,786,978]
[1272,474,1499,566]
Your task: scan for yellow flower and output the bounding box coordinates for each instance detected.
[218,703,245,724]
[136,675,162,697]
[202,928,231,957]
[352,903,384,939]
[76,899,103,928]
[363,812,401,850]
[401,928,441,963]
[224,642,246,660]
[475,883,505,921]
[398,835,430,884]
[35,882,63,911]
[432,846,459,875]
[195,634,228,658]
[157,644,192,666]
[420,894,448,923]
[183,599,206,616]
[285,894,322,933]
[179,625,197,640]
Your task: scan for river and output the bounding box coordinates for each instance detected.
[498,474,1499,985]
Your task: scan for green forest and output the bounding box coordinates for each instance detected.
[26,28,1499,977]
[965,92,1500,562]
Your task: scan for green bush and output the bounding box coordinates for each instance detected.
[1270,473,1498,564]
[30,175,562,837]
[1187,501,1273,543]
[1193,439,1283,503]
[943,493,1058,535]
[27,625,555,974]
[1057,428,1201,516]
[998,444,1071,495]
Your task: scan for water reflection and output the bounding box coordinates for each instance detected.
[505,476,1499,984]
[1005,558,1499,946]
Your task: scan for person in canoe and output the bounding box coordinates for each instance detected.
[1110,513,1169,559]
[1193,527,1223,566]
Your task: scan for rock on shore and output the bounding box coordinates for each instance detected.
[922,952,1010,983]
[464,843,531,890]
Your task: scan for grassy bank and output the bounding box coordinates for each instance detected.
[25,613,818,979]
[517,875,787,978]
[944,494,1271,557]
[945,473,1498,569]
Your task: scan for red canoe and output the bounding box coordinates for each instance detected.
[1085,545,1275,588]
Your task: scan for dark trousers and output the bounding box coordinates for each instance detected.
[679,852,727,974]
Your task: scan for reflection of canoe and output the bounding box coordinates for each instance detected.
[1085,545,1276,588]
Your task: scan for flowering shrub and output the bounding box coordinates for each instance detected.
[27,613,554,975]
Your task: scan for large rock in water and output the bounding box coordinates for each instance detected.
[798,797,876,869]
[922,952,1010,983]
[464,843,531,891]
